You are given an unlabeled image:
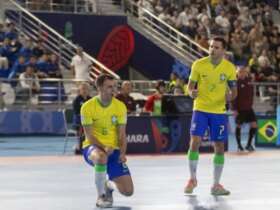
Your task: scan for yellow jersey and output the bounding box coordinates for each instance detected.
[80,96,127,148]
[189,56,236,114]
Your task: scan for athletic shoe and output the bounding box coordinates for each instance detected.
[237,145,244,152]
[211,184,230,196]
[96,194,112,208]
[105,181,114,204]
[245,145,255,152]
[184,179,197,194]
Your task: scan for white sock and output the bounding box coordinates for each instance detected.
[106,180,117,191]
[213,164,224,185]
[95,165,107,196]
[189,160,198,179]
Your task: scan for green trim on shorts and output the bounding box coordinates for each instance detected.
[214,154,224,165]
[187,150,199,161]
[95,164,107,172]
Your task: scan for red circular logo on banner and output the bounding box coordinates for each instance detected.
[97,25,135,72]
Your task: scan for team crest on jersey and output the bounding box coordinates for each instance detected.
[111,115,117,124]
[220,73,226,81]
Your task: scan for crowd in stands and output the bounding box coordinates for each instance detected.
[18,0,102,13]
[133,0,280,100]
[0,20,64,104]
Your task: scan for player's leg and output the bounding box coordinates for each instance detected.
[184,111,208,194]
[235,113,243,151]
[106,150,133,204]
[245,109,257,151]
[75,126,84,154]
[83,146,112,208]
[111,175,134,196]
[210,113,230,196]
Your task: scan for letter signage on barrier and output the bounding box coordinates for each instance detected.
[126,115,219,154]
[127,134,149,143]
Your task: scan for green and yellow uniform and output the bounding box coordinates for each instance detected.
[189,56,236,114]
[80,96,127,149]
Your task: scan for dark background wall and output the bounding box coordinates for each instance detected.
[34,12,177,80]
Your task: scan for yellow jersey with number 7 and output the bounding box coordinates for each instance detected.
[189,56,236,114]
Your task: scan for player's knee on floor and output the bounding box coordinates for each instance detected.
[120,189,133,197]
[118,185,134,196]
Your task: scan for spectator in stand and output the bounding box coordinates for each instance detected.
[238,7,255,32]
[230,33,246,62]
[8,55,26,79]
[214,9,230,33]
[177,5,193,34]
[36,52,51,78]
[197,6,210,24]
[173,85,184,95]
[188,19,199,39]
[196,33,209,50]
[26,55,38,71]
[0,38,13,67]
[32,39,45,58]
[71,46,92,82]
[137,0,154,19]
[167,71,178,93]
[169,9,180,29]
[0,37,9,73]
[18,38,33,60]
[72,82,91,154]
[10,37,23,65]
[274,46,280,69]
[48,53,62,78]
[197,16,217,39]
[4,22,18,41]
[154,0,164,14]
[0,22,5,44]
[158,7,171,22]
[231,66,257,152]
[116,81,136,114]
[144,80,166,114]
[17,65,40,102]
[257,55,276,82]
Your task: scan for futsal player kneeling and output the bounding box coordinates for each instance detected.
[81,74,134,208]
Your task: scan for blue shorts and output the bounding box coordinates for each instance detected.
[190,111,228,141]
[83,146,131,180]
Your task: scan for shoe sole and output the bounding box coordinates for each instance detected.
[211,192,230,196]
[96,203,113,208]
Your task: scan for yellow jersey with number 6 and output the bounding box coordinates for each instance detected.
[189,56,236,114]
[80,96,127,148]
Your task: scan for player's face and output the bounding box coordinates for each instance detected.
[237,69,248,80]
[79,84,89,96]
[123,82,132,94]
[209,40,225,60]
[100,79,117,99]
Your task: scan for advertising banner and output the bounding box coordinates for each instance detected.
[0,111,66,135]
[126,115,215,154]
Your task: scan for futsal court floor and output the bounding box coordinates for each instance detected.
[0,136,280,210]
